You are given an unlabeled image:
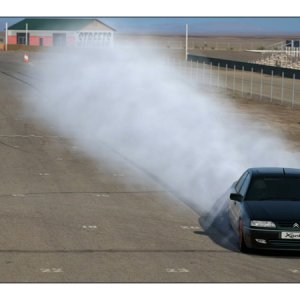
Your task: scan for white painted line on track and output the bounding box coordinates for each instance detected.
[289,269,300,273]
[12,194,25,197]
[38,173,50,176]
[29,134,44,138]
[40,268,63,273]
[113,173,124,177]
[82,225,98,229]
[96,194,110,198]
[181,226,201,230]
[165,268,189,273]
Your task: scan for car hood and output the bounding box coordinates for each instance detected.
[244,200,300,221]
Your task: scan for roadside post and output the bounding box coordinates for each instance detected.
[281,72,284,105]
[233,65,236,94]
[260,69,263,100]
[241,66,244,97]
[209,61,212,86]
[225,64,228,89]
[250,67,253,97]
[270,70,274,102]
[292,73,296,109]
[217,63,220,87]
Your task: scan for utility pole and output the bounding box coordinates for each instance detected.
[25,23,28,46]
[185,24,188,61]
[5,22,8,51]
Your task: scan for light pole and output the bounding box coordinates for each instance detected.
[5,22,8,51]
[185,24,188,61]
[25,23,28,46]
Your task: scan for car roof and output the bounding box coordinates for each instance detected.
[247,167,300,178]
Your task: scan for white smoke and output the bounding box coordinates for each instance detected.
[25,45,300,214]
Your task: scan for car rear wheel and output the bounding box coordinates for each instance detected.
[239,219,249,253]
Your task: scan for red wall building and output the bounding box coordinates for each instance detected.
[8,18,115,48]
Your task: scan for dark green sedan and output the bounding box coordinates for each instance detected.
[228,167,300,252]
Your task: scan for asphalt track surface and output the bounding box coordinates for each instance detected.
[1,52,300,283]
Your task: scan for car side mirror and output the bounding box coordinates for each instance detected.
[230,193,243,202]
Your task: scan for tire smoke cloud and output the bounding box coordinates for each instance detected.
[27,46,300,214]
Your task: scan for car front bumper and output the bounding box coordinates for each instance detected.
[243,226,300,251]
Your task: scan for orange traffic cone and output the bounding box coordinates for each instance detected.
[24,53,29,64]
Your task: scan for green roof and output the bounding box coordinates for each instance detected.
[8,18,115,31]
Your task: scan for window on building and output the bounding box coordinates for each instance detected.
[17,33,30,45]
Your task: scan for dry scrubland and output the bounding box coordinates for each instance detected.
[1,34,294,57]
[115,34,289,51]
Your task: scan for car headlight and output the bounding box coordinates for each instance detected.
[250,220,276,228]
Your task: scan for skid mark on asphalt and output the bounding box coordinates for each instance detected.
[17,71,40,81]
[0,139,26,152]
[0,71,39,91]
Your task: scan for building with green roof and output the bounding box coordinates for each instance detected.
[8,18,115,47]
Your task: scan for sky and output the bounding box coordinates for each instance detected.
[99,17,300,36]
[1,17,300,36]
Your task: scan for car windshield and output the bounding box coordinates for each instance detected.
[245,177,300,201]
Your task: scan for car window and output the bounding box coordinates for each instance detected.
[245,177,300,200]
[240,174,251,196]
[235,172,248,193]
